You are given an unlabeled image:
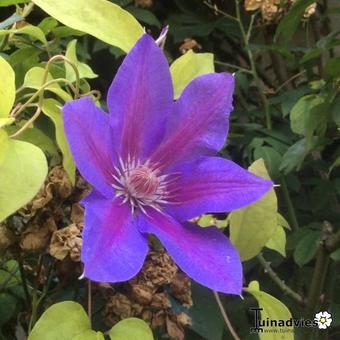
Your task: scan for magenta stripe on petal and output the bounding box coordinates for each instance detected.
[151,73,234,169]
[107,34,173,161]
[63,97,115,198]
[138,209,243,295]
[165,157,273,221]
[81,190,149,282]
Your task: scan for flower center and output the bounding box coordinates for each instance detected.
[126,165,160,198]
[111,156,177,214]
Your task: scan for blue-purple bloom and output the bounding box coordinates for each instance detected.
[62,34,272,294]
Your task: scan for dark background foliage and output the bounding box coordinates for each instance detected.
[1,0,340,339]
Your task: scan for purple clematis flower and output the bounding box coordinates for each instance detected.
[62,34,272,295]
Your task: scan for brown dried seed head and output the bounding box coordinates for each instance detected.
[170,273,193,307]
[244,0,263,11]
[20,216,57,251]
[137,250,178,287]
[49,223,82,261]
[130,284,154,305]
[48,166,73,199]
[179,39,202,54]
[0,224,16,249]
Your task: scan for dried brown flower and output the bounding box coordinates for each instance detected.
[49,223,82,261]
[20,215,56,251]
[179,38,202,54]
[170,273,193,307]
[0,224,16,249]
[136,250,178,287]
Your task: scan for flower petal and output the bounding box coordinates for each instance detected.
[107,34,173,160]
[165,157,273,221]
[138,209,242,294]
[151,73,234,169]
[81,190,149,282]
[63,97,114,198]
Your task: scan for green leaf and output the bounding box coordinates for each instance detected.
[275,0,316,43]
[330,247,340,261]
[266,225,287,257]
[290,94,324,135]
[33,0,144,52]
[197,214,228,229]
[108,318,154,340]
[324,57,340,81]
[0,0,28,6]
[65,39,97,82]
[0,293,17,326]
[0,118,15,128]
[253,146,282,179]
[245,281,294,340]
[0,260,20,288]
[277,213,290,230]
[170,50,214,99]
[279,137,324,174]
[0,56,15,117]
[0,130,47,222]
[6,124,60,163]
[28,301,105,340]
[293,230,320,266]
[126,6,161,28]
[187,282,224,340]
[23,67,72,102]
[229,159,277,261]
[41,99,76,184]
[0,25,47,45]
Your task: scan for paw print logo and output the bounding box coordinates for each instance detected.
[314,311,332,329]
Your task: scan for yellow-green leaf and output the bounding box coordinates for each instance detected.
[0,118,15,128]
[0,56,15,117]
[229,159,277,261]
[197,214,228,229]
[170,50,214,99]
[0,25,47,45]
[33,0,144,52]
[28,301,104,340]
[23,67,72,102]
[0,130,47,222]
[42,99,76,184]
[277,213,290,230]
[245,281,294,340]
[266,225,286,257]
[65,39,97,82]
[109,318,154,340]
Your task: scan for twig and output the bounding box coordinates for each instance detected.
[235,0,272,130]
[213,291,241,340]
[275,70,306,93]
[203,1,238,22]
[88,280,92,327]
[257,253,304,305]
[214,60,252,74]
[280,176,299,231]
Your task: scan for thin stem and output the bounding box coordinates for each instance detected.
[10,106,42,138]
[275,71,306,93]
[41,55,80,100]
[18,257,30,308]
[88,280,92,328]
[203,1,238,22]
[213,291,241,340]
[235,0,272,130]
[214,60,252,74]
[257,253,304,305]
[303,248,330,339]
[280,176,299,231]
